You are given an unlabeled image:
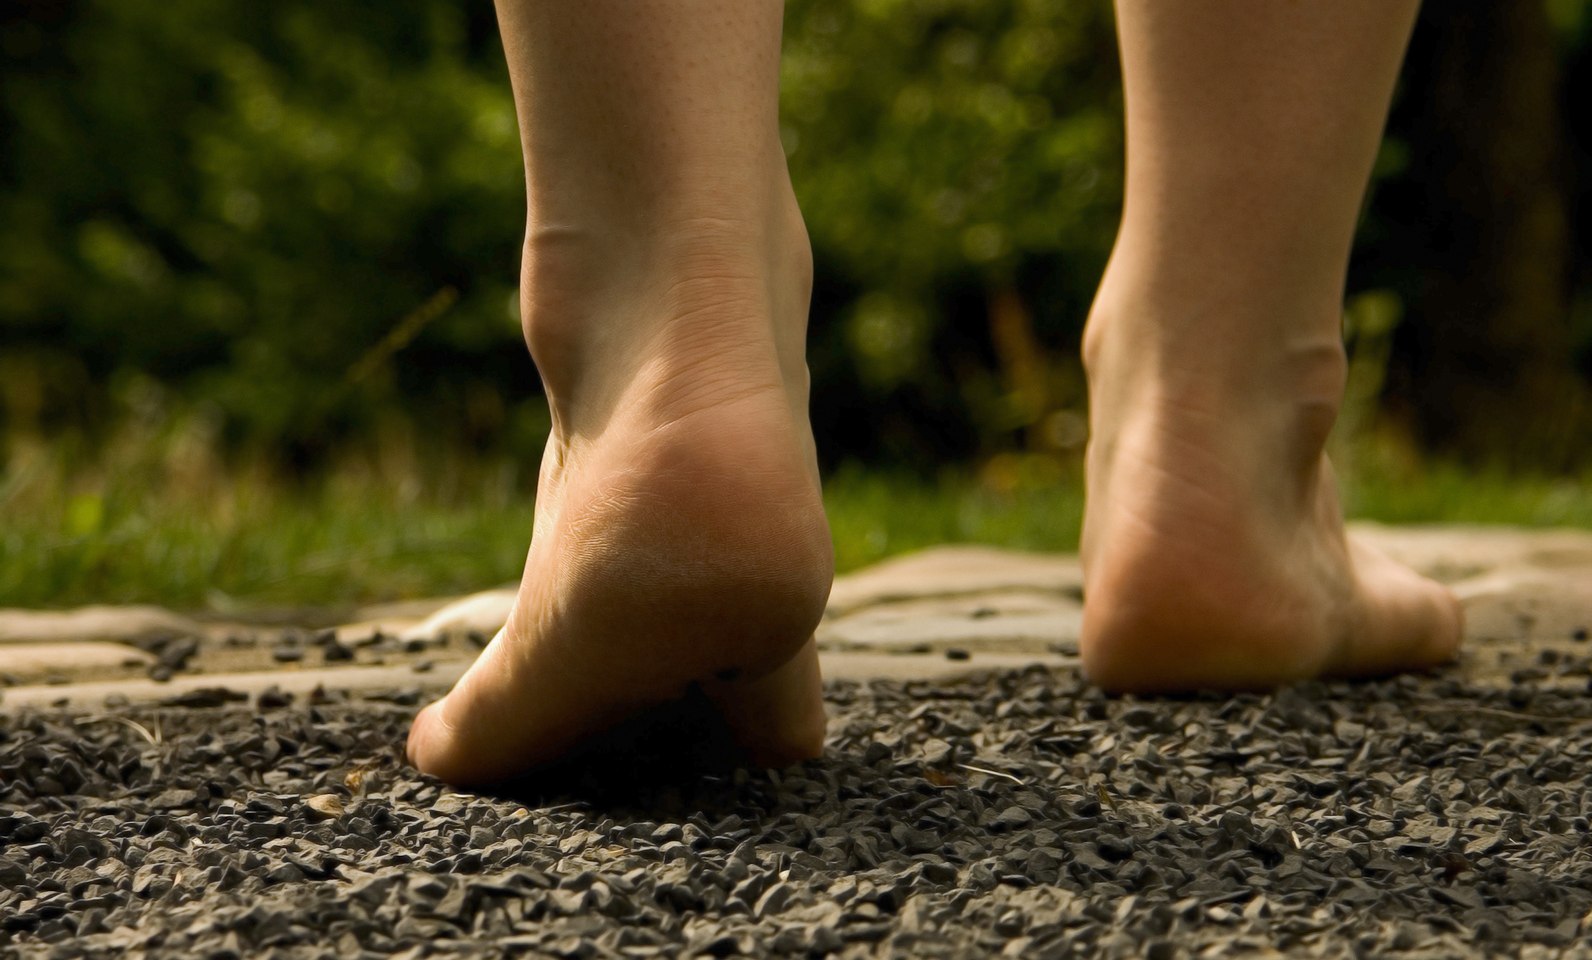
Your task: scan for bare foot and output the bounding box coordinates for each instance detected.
[407,204,833,785]
[1078,291,1463,692]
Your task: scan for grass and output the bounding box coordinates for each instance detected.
[1,437,1589,612]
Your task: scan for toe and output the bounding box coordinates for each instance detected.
[405,696,457,780]
[405,647,544,786]
[1384,573,1464,672]
[1343,541,1465,678]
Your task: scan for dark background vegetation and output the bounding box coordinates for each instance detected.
[3,0,1591,477]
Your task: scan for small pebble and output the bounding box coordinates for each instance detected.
[157,636,200,672]
[305,795,345,820]
[1,649,1589,958]
[256,686,293,710]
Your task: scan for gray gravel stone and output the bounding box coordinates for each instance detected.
[3,663,1592,957]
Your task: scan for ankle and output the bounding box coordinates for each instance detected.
[519,189,812,404]
[1083,276,1349,430]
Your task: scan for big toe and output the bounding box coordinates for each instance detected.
[405,651,566,787]
[406,649,531,786]
[1346,544,1465,677]
[1421,575,1465,663]
[406,696,464,782]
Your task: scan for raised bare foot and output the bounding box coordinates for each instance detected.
[1078,289,1463,693]
[407,203,833,786]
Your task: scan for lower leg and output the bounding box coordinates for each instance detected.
[1081,0,1462,689]
[408,0,832,785]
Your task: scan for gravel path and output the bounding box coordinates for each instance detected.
[4,661,1592,958]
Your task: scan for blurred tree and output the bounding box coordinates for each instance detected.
[782,0,1121,463]
[0,0,536,463]
[1377,0,1591,469]
[2,0,1589,475]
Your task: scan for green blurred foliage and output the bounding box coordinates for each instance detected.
[2,0,1589,475]
[3,0,1591,609]
[785,0,1120,464]
[783,0,1120,291]
[0,0,1124,471]
[1,0,536,464]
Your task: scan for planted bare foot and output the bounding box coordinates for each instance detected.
[1078,289,1463,692]
[407,203,832,786]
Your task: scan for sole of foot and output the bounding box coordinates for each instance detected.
[1078,313,1463,693]
[408,216,833,787]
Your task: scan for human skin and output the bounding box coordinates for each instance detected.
[406,0,1462,785]
[1079,0,1461,690]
